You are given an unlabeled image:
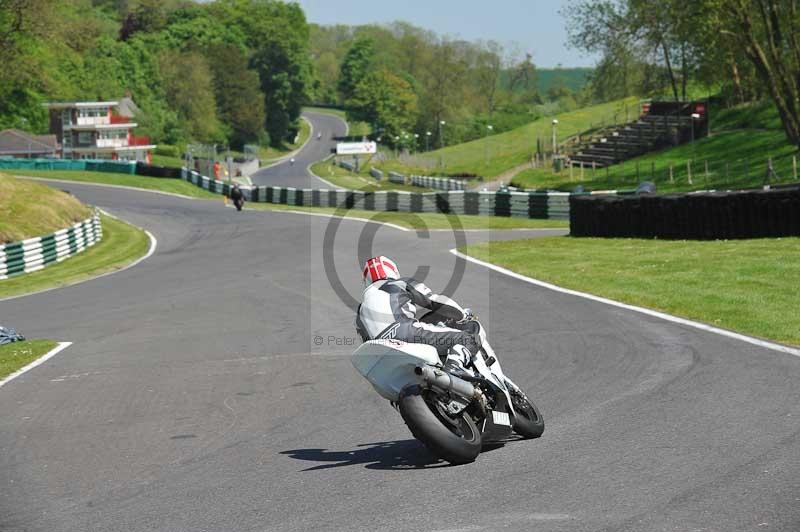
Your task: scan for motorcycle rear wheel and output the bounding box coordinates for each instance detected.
[509,387,544,439]
[398,385,482,465]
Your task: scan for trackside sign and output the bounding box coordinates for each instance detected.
[336,142,377,155]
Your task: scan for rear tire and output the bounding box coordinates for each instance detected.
[509,387,544,439]
[398,385,482,465]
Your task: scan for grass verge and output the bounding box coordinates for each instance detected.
[310,159,433,192]
[1,173,92,242]
[376,97,639,179]
[15,171,219,199]
[259,118,312,163]
[512,99,800,192]
[0,339,58,380]
[246,202,568,230]
[0,213,150,299]
[462,236,800,346]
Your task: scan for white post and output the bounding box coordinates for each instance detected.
[687,160,693,185]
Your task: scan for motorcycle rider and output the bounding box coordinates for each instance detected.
[356,255,480,372]
[229,183,245,211]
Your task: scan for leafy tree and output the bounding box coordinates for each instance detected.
[723,0,800,148]
[206,44,265,149]
[347,68,418,143]
[159,50,223,143]
[214,0,311,146]
[338,37,375,102]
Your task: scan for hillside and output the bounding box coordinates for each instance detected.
[376,96,639,179]
[0,174,91,243]
[511,100,800,192]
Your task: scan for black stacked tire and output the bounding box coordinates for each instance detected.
[398,385,482,465]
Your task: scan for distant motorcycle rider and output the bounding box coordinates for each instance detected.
[356,256,480,371]
[230,183,245,211]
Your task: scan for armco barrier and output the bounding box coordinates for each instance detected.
[180,167,572,220]
[388,172,406,184]
[410,175,466,191]
[0,213,102,279]
[570,186,800,239]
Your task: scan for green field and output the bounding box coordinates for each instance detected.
[15,171,219,198]
[1,173,92,243]
[0,213,151,299]
[310,159,433,192]
[0,340,58,380]
[464,236,800,346]
[376,97,639,179]
[246,202,568,231]
[512,100,800,192]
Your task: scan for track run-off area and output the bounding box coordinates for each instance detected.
[1,113,799,532]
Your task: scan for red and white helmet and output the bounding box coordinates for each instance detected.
[362,256,400,287]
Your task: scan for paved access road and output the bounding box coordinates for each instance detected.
[1,182,799,532]
[250,111,348,189]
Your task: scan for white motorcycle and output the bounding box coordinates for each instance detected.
[351,312,544,464]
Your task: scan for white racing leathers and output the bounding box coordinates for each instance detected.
[356,278,481,362]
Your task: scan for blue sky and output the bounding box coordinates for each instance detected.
[294,0,598,68]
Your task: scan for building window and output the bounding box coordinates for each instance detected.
[78,132,94,145]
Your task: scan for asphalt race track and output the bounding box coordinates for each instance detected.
[1,178,799,531]
[249,111,348,189]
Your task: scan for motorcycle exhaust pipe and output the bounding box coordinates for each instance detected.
[415,366,479,400]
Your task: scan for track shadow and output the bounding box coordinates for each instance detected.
[281,439,450,471]
[282,437,512,471]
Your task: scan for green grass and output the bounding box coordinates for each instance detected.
[259,117,312,163]
[304,106,371,138]
[1,173,92,242]
[512,100,800,192]
[0,339,58,380]
[463,236,800,346]
[150,153,184,168]
[310,159,433,192]
[376,97,640,179]
[14,170,219,198]
[246,202,568,230]
[0,213,151,299]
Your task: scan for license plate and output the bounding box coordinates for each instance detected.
[492,411,511,426]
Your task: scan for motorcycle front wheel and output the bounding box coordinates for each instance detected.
[509,387,544,439]
[398,385,482,465]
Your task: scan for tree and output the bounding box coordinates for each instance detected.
[206,44,265,149]
[475,41,503,115]
[159,50,223,143]
[215,0,312,146]
[724,0,800,148]
[338,37,374,102]
[346,68,418,143]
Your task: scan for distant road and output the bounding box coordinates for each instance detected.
[250,111,349,189]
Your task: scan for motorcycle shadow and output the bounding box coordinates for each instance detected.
[282,438,509,471]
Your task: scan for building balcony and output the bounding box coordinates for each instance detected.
[96,138,129,148]
[76,116,110,126]
[129,135,151,146]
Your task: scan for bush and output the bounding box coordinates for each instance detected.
[154,144,181,157]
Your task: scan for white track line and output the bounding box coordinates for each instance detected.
[0,342,72,388]
[0,211,158,303]
[450,249,800,358]
[266,208,410,232]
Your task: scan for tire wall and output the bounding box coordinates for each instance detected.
[569,187,800,239]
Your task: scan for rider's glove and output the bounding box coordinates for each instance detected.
[458,308,474,324]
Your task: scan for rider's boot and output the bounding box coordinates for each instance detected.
[443,345,473,378]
